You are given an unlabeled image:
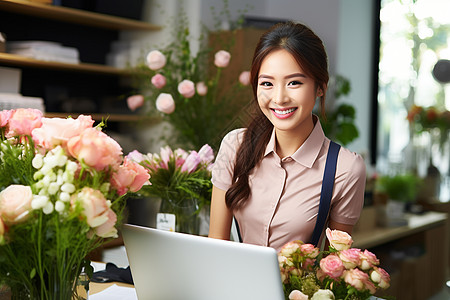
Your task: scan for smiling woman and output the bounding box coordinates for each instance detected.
[208,22,366,257]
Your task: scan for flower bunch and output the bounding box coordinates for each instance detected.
[128,14,251,151]
[279,228,390,300]
[407,104,450,147]
[128,144,214,212]
[0,108,149,298]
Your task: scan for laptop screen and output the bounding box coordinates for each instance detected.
[122,224,285,300]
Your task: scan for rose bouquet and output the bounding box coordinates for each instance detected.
[0,108,149,299]
[128,144,214,235]
[127,12,251,151]
[279,228,391,300]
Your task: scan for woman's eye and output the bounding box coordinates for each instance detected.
[288,80,302,86]
[259,81,272,87]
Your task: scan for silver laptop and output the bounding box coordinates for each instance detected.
[122,224,285,300]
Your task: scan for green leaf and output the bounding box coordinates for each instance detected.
[29,268,36,279]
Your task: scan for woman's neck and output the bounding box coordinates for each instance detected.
[275,115,315,158]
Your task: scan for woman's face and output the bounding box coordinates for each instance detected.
[257,49,321,136]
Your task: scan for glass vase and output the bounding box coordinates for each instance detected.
[159,197,200,235]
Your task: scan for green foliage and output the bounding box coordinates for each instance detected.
[376,173,422,202]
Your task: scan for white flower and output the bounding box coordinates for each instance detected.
[54,200,65,213]
[59,192,71,202]
[31,195,49,209]
[43,202,54,214]
[311,289,335,300]
[32,154,44,169]
[66,160,78,173]
[48,182,60,195]
[61,183,76,194]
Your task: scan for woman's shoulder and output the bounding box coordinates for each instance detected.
[336,144,366,175]
[220,128,246,146]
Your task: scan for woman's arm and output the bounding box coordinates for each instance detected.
[328,219,354,236]
[208,185,233,240]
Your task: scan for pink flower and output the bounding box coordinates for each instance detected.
[196,81,208,96]
[359,249,379,270]
[156,93,175,114]
[71,187,110,228]
[94,208,118,238]
[370,267,390,289]
[338,248,361,269]
[151,74,166,89]
[127,95,145,111]
[146,50,166,70]
[280,240,303,257]
[0,185,33,225]
[181,151,201,173]
[178,80,195,98]
[344,268,376,294]
[159,146,173,169]
[0,109,13,127]
[111,157,150,196]
[300,243,320,258]
[6,108,42,138]
[198,144,214,164]
[214,50,231,68]
[239,71,251,85]
[127,150,145,163]
[325,228,353,251]
[32,115,94,150]
[319,254,345,279]
[289,290,308,300]
[67,128,123,171]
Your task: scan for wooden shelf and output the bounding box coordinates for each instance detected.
[0,52,129,75]
[0,0,161,31]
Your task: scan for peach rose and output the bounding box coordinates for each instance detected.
[344,268,376,294]
[155,93,175,114]
[71,187,110,228]
[214,50,231,68]
[94,208,118,238]
[319,254,344,279]
[111,157,150,196]
[359,249,379,270]
[325,228,353,251]
[32,115,94,149]
[289,290,308,300]
[300,243,320,258]
[239,71,251,86]
[370,267,390,289]
[146,50,166,70]
[338,248,361,269]
[178,79,195,98]
[0,109,13,127]
[196,81,208,96]
[280,240,303,257]
[6,108,42,138]
[0,185,33,225]
[126,95,145,111]
[151,74,167,89]
[67,128,123,171]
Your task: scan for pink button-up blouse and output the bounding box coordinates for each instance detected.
[211,119,366,251]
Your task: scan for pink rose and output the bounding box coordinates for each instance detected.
[71,187,110,228]
[289,290,308,300]
[151,74,167,89]
[338,248,361,269]
[214,50,231,68]
[302,258,316,271]
[325,228,353,251]
[32,115,94,150]
[319,254,345,279]
[359,249,379,270]
[239,71,251,86]
[370,267,390,289]
[146,50,166,70]
[127,95,145,111]
[0,185,33,225]
[344,268,376,294]
[67,128,123,171]
[178,80,195,98]
[6,108,42,138]
[300,243,320,258]
[198,144,214,164]
[280,240,303,257]
[181,151,201,173]
[127,150,145,163]
[111,157,150,196]
[155,93,175,114]
[94,208,118,238]
[0,109,13,127]
[196,81,208,96]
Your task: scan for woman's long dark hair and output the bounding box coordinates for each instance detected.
[225,21,329,211]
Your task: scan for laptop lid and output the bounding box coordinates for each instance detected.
[122,224,285,300]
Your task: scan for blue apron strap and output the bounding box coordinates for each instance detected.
[310,140,341,246]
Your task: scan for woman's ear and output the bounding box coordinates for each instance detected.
[317,88,323,97]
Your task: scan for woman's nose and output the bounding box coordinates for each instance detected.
[273,86,288,104]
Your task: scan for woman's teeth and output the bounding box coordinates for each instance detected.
[274,108,296,115]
